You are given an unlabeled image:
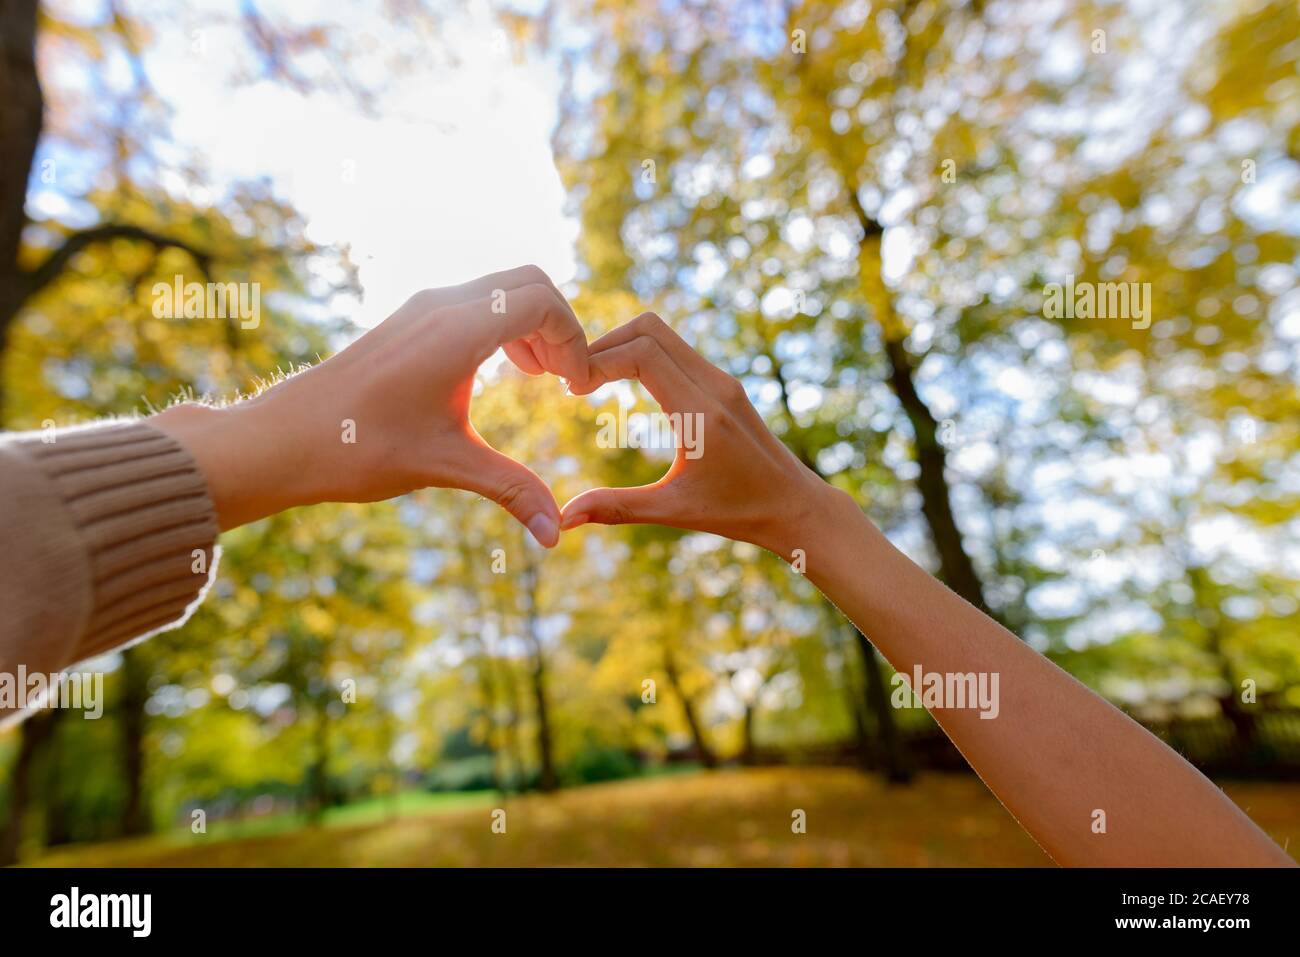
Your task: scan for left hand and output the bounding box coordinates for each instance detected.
[154,265,589,545]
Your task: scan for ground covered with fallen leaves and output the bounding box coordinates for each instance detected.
[27,768,1300,867]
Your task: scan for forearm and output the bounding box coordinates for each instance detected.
[800,486,1292,867]
[151,382,453,532]
[151,394,319,532]
[0,419,218,719]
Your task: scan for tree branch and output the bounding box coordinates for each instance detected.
[21,223,212,306]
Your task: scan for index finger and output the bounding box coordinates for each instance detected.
[588,312,734,389]
[570,333,708,417]
[452,282,591,387]
[429,264,561,310]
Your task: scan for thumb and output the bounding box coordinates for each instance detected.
[457,443,560,548]
[559,484,671,530]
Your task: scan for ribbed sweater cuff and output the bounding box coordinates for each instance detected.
[14,419,220,664]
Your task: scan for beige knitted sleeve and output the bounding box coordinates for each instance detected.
[0,419,220,716]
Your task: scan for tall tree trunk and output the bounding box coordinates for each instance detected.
[881,332,992,615]
[858,230,993,617]
[520,561,558,792]
[1188,565,1257,757]
[740,703,757,766]
[119,649,151,835]
[0,130,64,856]
[43,756,73,847]
[43,707,74,846]
[525,647,558,791]
[495,651,527,792]
[472,652,504,797]
[306,700,331,822]
[767,347,914,781]
[662,642,717,768]
[1208,635,1256,754]
[0,708,58,864]
[788,39,994,619]
[843,646,875,770]
[856,631,913,784]
[0,0,43,420]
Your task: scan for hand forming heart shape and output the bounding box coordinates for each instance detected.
[557,312,823,561]
[184,265,586,539]
[169,265,824,556]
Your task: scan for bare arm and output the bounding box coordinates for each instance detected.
[560,312,1294,867]
[800,492,1291,866]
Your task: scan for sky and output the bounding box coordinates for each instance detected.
[140,0,580,327]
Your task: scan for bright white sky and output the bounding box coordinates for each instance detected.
[143,0,579,328]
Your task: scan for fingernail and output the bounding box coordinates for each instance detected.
[559,512,589,531]
[526,513,559,548]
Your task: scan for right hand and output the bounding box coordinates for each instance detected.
[559,312,837,558]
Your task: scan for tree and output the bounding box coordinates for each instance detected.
[0,0,394,860]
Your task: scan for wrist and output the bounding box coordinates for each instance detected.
[152,399,309,531]
[799,483,903,607]
[760,473,867,565]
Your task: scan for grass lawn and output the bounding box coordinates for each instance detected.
[24,768,1300,867]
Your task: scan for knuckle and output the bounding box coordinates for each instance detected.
[407,288,439,311]
[721,375,748,405]
[520,281,555,308]
[628,334,655,356]
[633,311,665,334]
[628,335,660,366]
[495,477,534,514]
[518,264,549,286]
[714,407,743,437]
[427,302,455,327]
